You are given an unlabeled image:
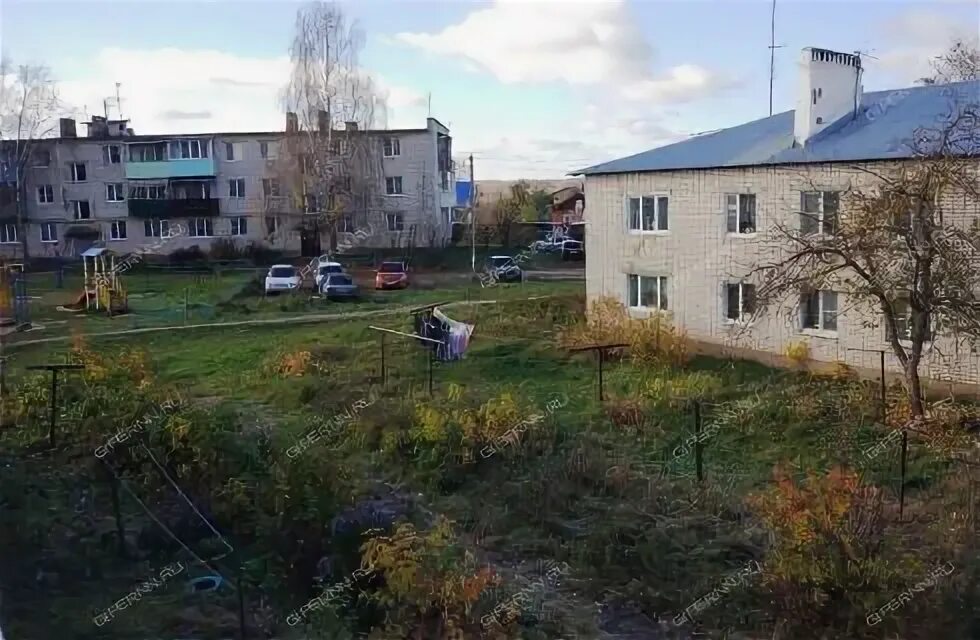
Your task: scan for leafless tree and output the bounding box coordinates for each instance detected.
[748,99,980,418]
[0,60,64,261]
[918,39,980,84]
[273,1,388,256]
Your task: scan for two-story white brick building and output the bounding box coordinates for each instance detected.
[577,47,980,389]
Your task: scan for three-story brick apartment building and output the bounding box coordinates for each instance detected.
[0,114,455,260]
[578,47,980,388]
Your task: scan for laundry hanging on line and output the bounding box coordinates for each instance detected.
[414,307,475,361]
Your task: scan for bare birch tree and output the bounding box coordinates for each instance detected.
[919,39,980,85]
[0,60,64,261]
[748,96,980,418]
[273,1,388,256]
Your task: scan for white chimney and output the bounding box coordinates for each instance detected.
[794,47,863,147]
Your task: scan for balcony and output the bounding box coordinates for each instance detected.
[128,198,220,219]
[125,158,215,180]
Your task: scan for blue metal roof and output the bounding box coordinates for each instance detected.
[577,81,980,175]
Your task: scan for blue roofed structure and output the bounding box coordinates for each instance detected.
[577,80,979,176]
[456,180,474,208]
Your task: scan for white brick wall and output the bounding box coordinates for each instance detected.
[585,161,980,385]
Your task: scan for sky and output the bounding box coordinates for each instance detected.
[0,0,978,179]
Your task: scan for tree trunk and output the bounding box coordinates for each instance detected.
[16,178,30,264]
[906,357,925,418]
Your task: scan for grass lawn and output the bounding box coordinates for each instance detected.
[0,287,971,640]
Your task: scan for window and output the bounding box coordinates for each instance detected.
[440,171,450,191]
[129,144,165,162]
[725,193,756,234]
[801,191,839,235]
[37,185,54,204]
[225,142,243,161]
[106,183,125,202]
[441,206,451,223]
[0,224,16,244]
[229,178,246,198]
[385,176,403,195]
[627,274,669,310]
[340,215,355,233]
[386,212,404,231]
[330,138,350,154]
[103,145,121,165]
[304,193,319,213]
[188,217,213,237]
[69,162,87,182]
[144,219,171,238]
[259,141,278,159]
[169,139,205,160]
[627,195,669,232]
[889,296,932,342]
[109,220,127,240]
[72,200,91,220]
[32,149,50,167]
[173,182,207,199]
[265,216,280,234]
[40,222,57,243]
[383,138,400,157]
[231,217,248,236]
[262,178,280,197]
[725,283,756,322]
[130,185,166,199]
[801,289,838,331]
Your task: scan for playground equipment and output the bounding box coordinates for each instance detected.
[0,262,29,328]
[59,247,128,315]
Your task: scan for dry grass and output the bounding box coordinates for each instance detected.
[558,297,688,366]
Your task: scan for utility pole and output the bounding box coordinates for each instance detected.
[469,154,476,273]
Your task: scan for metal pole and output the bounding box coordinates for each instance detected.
[104,463,126,557]
[694,400,704,482]
[880,350,887,423]
[48,369,59,448]
[380,332,386,387]
[469,154,476,273]
[597,348,604,402]
[428,346,434,397]
[237,564,247,639]
[899,430,908,520]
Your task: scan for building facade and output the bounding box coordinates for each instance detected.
[580,48,980,387]
[0,115,455,260]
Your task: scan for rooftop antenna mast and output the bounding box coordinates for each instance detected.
[768,0,784,116]
[115,82,123,119]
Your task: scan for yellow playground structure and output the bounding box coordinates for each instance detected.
[59,247,128,315]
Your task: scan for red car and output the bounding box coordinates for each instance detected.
[375,261,409,290]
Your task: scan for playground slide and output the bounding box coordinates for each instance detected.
[57,291,87,312]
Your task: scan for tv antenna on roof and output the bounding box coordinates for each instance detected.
[768,0,785,116]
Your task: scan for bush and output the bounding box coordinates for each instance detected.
[558,297,688,367]
[168,245,208,265]
[244,241,282,266]
[209,237,244,261]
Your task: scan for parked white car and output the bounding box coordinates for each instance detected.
[314,261,345,290]
[265,264,302,294]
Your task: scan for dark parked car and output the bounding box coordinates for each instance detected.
[561,239,584,261]
[321,273,360,300]
[486,255,524,283]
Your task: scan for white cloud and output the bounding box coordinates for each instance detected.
[395,0,735,105]
[55,47,429,135]
[874,10,980,83]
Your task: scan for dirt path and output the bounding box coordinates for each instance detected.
[1,295,558,351]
